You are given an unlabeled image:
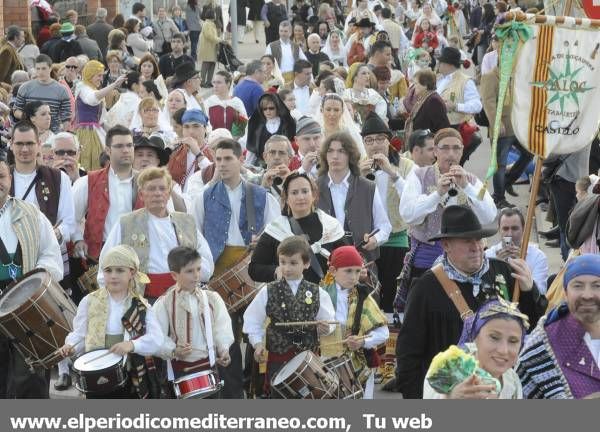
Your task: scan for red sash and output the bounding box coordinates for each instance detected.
[145,273,176,298]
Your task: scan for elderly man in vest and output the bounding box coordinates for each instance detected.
[397,128,496,310]
[265,20,307,85]
[100,167,213,303]
[0,143,63,398]
[436,47,483,166]
[358,112,413,315]
[317,131,392,265]
[72,125,144,261]
[191,138,279,398]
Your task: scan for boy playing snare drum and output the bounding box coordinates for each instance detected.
[152,246,233,397]
[243,236,336,395]
[321,246,389,399]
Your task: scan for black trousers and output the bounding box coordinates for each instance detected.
[200,61,216,86]
[549,177,576,261]
[0,335,49,399]
[217,312,245,398]
[376,245,408,313]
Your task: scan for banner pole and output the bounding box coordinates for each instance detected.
[512,155,544,303]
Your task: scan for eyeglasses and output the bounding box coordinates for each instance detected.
[110,143,134,150]
[364,136,388,145]
[65,65,78,69]
[143,108,160,113]
[54,149,77,156]
[262,106,276,111]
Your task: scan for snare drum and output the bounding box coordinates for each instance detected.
[271,351,338,399]
[0,269,76,368]
[73,349,127,396]
[173,369,223,399]
[208,254,261,312]
[323,355,363,399]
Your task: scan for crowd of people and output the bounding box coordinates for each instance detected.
[0,0,598,400]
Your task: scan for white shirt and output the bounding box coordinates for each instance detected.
[153,289,235,379]
[98,213,214,286]
[72,167,134,242]
[293,82,311,116]
[13,168,76,242]
[65,292,164,356]
[181,88,202,111]
[265,39,307,73]
[190,180,280,248]
[243,279,336,347]
[328,172,392,245]
[436,71,483,115]
[399,169,497,226]
[584,333,600,369]
[480,50,498,76]
[333,283,389,349]
[0,199,63,282]
[485,242,549,294]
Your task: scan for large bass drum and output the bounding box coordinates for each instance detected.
[0,269,76,368]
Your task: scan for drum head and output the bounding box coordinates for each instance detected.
[272,351,311,386]
[74,349,123,372]
[0,271,46,315]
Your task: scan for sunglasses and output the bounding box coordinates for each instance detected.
[54,149,77,156]
[65,65,78,69]
[262,106,276,111]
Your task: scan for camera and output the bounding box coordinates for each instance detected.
[272,176,283,186]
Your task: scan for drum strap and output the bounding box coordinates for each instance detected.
[350,284,370,335]
[245,182,257,235]
[0,237,23,281]
[431,264,474,321]
[287,217,324,279]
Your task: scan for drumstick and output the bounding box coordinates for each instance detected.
[83,349,117,365]
[274,320,339,327]
[54,339,83,356]
[182,360,211,373]
[320,335,368,348]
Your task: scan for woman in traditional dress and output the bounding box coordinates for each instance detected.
[423,298,529,399]
[59,245,164,399]
[75,60,125,171]
[343,63,387,127]
[204,70,248,139]
[161,89,188,141]
[249,172,347,284]
[131,97,176,145]
[246,93,296,166]
[260,55,284,91]
[412,18,439,55]
[317,92,365,155]
[401,68,449,138]
[322,29,348,68]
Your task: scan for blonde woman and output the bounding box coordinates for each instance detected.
[75,60,125,171]
[343,63,387,126]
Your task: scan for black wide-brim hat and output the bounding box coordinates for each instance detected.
[134,135,171,167]
[428,205,497,242]
[357,17,376,28]
[438,47,462,68]
[172,62,200,86]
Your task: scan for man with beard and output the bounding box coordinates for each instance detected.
[518,254,600,399]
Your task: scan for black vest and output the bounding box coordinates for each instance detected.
[265,279,320,354]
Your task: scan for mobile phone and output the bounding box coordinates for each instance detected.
[502,236,513,248]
